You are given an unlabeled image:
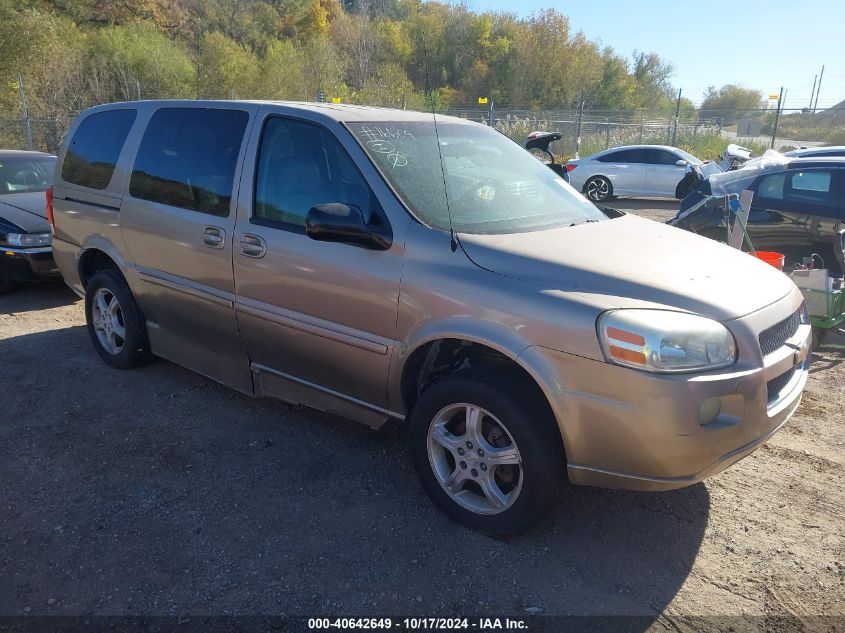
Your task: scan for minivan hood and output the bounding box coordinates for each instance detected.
[0,192,49,233]
[459,214,794,321]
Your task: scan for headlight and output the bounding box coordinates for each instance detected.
[3,232,52,248]
[598,309,736,373]
[799,301,810,325]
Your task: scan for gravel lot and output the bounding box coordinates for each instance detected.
[1,204,843,630]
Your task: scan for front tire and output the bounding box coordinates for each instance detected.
[85,269,150,368]
[409,369,564,534]
[584,176,612,202]
[0,271,12,295]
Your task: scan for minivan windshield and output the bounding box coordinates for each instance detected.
[347,120,604,234]
[0,155,55,194]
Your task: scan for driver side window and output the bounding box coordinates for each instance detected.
[254,117,379,232]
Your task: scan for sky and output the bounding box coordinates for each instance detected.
[451,0,845,108]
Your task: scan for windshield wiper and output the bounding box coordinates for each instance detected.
[569,218,601,227]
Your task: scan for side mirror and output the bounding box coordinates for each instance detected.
[305,203,391,250]
[675,159,688,167]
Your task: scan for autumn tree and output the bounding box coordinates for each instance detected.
[2,0,686,124]
[332,2,378,90]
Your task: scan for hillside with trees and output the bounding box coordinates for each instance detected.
[1,0,688,121]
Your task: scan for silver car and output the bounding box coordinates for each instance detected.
[784,145,845,158]
[567,144,713,202]
[50,102,811,533]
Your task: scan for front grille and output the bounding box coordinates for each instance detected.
[767,366,797,402]
[759,310,800,356]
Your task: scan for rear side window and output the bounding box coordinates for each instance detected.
[129,108,249,217]
[598,149,645,163]
[61,109,136,190]
[597,151,622,163]
[758,170,834,207]
[789,170,833,206]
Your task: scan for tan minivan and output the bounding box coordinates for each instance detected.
[50,101,811,533]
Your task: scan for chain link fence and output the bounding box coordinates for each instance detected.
[444,106,831,159]
[0,116,71,155]
[0,105,835,158]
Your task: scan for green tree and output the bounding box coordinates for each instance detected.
[508,9,603,107]
[194,0,283,53]
[301,36,345,100]
[92,22,196,100]
[701,84,764,121]
[632,50,675,109]
[0,6,88,116]
[258,39,309,100]
[197,31,258,99]
[358,62,415,107]
[589,51,638,109]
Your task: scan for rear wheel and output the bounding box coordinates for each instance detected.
[584,176,612,202]
[409,369,564,534]
[85,269,150,368]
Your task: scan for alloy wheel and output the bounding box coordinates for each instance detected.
[91,287,126,355]
[586,178,609,201]
[426,403,523,515]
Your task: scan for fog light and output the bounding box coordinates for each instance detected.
[699,397,722,426]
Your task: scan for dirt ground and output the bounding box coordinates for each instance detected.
[1,204,843,630]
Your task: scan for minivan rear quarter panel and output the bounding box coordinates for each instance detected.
[51,105,142,293]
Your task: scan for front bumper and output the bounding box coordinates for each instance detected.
[521,289,811,491]
[1,246,60,281]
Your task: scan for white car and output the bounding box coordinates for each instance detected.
[567,145,713,202]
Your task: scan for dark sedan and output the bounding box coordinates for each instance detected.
[669,157,845,273]
[0,150,58,293]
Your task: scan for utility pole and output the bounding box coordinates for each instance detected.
[770,86,783,149]
[574,99,585,158]
[671,88,682,146]
[808,74,817,110]
[17,74,33,151]
[136,79,141,100]
[813,65,824,112]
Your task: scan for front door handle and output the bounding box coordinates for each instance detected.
[202,226,226,249]
[239,234,266,258]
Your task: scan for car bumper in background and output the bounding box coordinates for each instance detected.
[1,246,60,281]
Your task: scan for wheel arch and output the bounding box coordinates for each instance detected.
[77,237,129,289]
[393,325,566,459]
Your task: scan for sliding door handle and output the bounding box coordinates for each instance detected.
[202,226,226,249]
[239,234,266,258]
